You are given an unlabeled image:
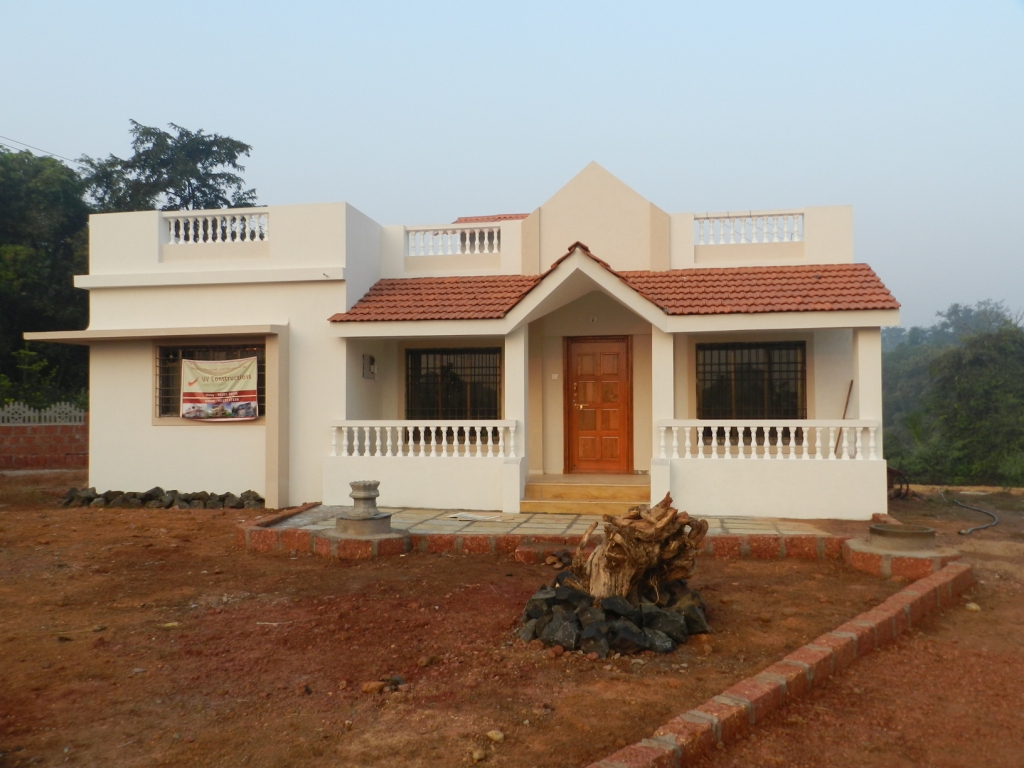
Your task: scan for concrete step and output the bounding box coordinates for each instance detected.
[523,482,650,502]
[519,499,648,516]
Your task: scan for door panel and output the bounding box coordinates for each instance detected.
[567,337,632,474]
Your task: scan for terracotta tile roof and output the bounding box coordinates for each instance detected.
[330,243,898,323]
[328,274,541,322]
[618,263,900,315]
[453,213,530,223]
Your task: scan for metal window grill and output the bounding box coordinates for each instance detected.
[405,348,501,420]
[696,342,806,420]
[156,344,266,417]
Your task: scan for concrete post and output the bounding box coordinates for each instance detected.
[852,327,883,456]
[502,324,529,513]
[651,326,675,503]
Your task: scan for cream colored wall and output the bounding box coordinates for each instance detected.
[88,281,346,506]
[89,341,266,494]
[812,328,855,419]
[537,163,669,273]
[532,291,652,474]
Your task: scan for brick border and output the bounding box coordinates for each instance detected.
[584,562,975,768]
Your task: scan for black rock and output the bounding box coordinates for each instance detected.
[678,604,711,635]
[518,619,538,642]
[126,498,143,508]
[194,491,210,502]
[641,603,689,643]
[101,490,123,502]
[243,500,264,509]
[642,627,676,654]
[222,494,243,509]
[539,613,567,645]
[173,499,191,510]
[576,606,606,629]
[579,623,611,658]
[205,499,223,510]
[555,585,593,609]
[109,494,128,508]
[190,500,204,509]
[89,497,107,508]
[524,586,557,619]
[601,596,642,626]
[178,493,193,503]
[607,619,646,654]
[141,487,164,502]
[552,617,581,651]
[158,494,175,508]
[553,570,579,587]
[144,500,164,509]
[240,490,261,502]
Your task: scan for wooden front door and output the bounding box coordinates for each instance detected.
[566,336,632,474]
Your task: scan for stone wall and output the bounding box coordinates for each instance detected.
[0,421,88,470]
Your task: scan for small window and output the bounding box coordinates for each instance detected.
[696,342,806,420]
[405,348,501,420]
[156,344,266,418]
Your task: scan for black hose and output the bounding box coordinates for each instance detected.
[940,491,1000,535]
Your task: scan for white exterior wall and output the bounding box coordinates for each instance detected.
[89,341,266,494]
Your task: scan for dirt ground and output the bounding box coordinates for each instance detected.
[698,487,1024,768]
[0,471,908,768]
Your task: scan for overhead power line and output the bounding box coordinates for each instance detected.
[0,133,87,167]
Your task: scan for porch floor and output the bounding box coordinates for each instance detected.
[273,506,828,537]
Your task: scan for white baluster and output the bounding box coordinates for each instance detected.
[723,426,732,459]
[826,427,835,459]
[869,427,877,460]
[728,218,736,244]
[801,426,810,459]
[737,427,745,460]
[710,426,718,459]
[684,427,692,459]
[497,426,505,457]
[671,427,679,459]
[813,426,821,460]
[331,427,338,457]
[340,426,349,457]
[659,427,666,459]
[855,426,864,460]
[739,217,747,244]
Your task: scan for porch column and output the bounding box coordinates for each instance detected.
[502,325,529,513]
[852,327,883,456]
[650,326,674,504]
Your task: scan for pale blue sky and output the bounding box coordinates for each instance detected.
[3,1,1022,326]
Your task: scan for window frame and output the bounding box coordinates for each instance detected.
[695,341,807,421]
[153,340,267,424]
[404,347,503,421]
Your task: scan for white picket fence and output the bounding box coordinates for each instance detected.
[0,402,87,425]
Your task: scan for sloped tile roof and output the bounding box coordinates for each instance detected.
[454,213,530,223]
[330,245,899,323]
[328,274,541,322]
[618,263,900,315]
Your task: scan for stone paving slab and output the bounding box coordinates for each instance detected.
[273,505,828,537]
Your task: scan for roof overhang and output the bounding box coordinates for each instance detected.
[24,324,288,345]
[330,246,900,338]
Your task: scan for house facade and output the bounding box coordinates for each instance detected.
[29,163,900,519]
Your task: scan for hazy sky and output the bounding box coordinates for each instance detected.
[4,1,1022,327]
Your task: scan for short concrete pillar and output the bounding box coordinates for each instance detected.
[348,480,381,519]
[336,480,394,536]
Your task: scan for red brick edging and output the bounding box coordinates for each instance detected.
[584,562,975,768]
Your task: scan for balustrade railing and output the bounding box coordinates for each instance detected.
[657,420,878,461]
[164,210,269,245]
[694,212,803,246]
[406,224,501,256]
[330,420,517,458]
[0,401,86,425]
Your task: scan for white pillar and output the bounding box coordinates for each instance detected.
[852,327,883,456]
[650,326,674,503]
[502,325,529,513]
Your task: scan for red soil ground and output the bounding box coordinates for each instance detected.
[0,470,908,768]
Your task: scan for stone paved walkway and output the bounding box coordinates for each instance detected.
[274,506,827,537]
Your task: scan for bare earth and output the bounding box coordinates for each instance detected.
[0,471,910,768]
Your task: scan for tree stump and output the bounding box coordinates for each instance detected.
[567,493,709,601]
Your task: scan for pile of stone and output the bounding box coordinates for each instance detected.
[519,573,710,658]
[60,487,264,510]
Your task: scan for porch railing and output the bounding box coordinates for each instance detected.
[657,420,879,460]
[163,209,269,245]
[330,420,518,458]
[406,224,501,256]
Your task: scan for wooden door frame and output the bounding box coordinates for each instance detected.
[562,335,634,475]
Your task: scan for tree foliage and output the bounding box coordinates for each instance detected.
[0,148,89,404]
[884,301,1024,486]
[81,120,257,212]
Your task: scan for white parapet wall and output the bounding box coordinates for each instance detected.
[658,458,888,520]
[322,455,509,511]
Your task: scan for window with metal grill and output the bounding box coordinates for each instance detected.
[156,344,266,418]
[696,342,806,420]
[405,348,501,420]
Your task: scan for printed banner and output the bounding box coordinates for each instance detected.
[180,357,259,421]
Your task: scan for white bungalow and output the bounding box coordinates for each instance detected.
[29,164,899,520]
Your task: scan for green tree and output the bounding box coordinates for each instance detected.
[0,148,89,403]
[81,120,257,212]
